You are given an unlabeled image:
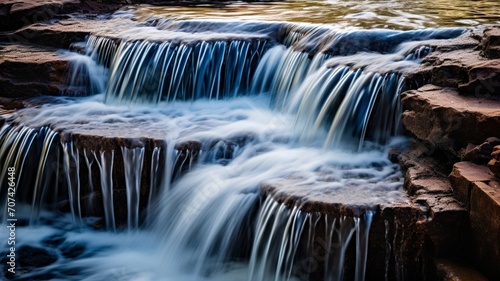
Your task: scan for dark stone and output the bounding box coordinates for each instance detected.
[42,233,66,247]
[18,245,58,267]
[60,242,86,259]
[434,259,489,281]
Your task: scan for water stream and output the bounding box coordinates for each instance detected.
[1,1,498,280]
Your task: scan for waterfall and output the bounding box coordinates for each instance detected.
[121,146,145,230]
[0,18,467,281]
[249,197,373,281]
[103,39,268,104]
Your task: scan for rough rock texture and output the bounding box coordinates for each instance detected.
[262,143,470,281]
[463,137,500,164]
[402,27,500,279]
[2,17,127,48]
[262,184,427,281]
[449,162,500,280]
[406,28,500,98]
[401,85,500,160]
[0,0,81,31]
[481,26,500,59]
[434,259,489,281]
[0,44,69,97]
[488,145,500,177]
[394,145,467,259]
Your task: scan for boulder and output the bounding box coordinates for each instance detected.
[18,245,58,267]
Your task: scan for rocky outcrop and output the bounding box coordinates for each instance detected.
[481,26,500,59]
[406,27,500,98]
[402,26,500,281]
[401,85,500,161]
[448,162,500,280]
[0,44,69,97]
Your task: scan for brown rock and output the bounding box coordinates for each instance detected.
[488,158,500,177]
[481,26,500,59]
[406,27,500,98]
[0,0,126,31]
[457,60,500,98]
[447,162,500,280]
[3,17,126,49]
[435,259,489,281]
[0,43,69,97]
[469,181,500,280]
[405,30,484,90]
[462,137,500,164]
[449,161,496,208]
[401,85,500,157]
[492,145,500,160]
[0,0,80,31]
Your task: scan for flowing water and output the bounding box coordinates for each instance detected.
[1,1,499,280]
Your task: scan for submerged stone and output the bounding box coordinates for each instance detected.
[18,246,58,268]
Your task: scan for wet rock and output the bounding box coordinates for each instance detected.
[173,140,202,179]
[42,234,66,247]
[0,43,68,98]
[405,27,500,98]
[405,30,482,90]
[401,85,500,158]
[18,245,58,267]
[60,242,86,259]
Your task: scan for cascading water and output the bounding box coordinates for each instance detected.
[0,10,467,281]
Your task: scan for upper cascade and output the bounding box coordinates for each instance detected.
[63,19,465,148]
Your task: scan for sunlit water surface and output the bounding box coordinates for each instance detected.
[130,0,500,30]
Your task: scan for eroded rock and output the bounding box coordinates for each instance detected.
[462,137,500,164]
[481,26,500,59]
[0,43,69,97]
[401,85,500,158]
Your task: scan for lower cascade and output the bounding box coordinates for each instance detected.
[0,10,469,281]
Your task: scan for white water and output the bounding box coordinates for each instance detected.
[1,94,407,280]
[0,14,467,281]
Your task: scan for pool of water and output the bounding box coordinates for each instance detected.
[129,0,500,30]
